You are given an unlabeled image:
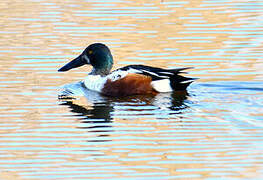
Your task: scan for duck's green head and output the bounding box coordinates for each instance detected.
[58,43,113,75]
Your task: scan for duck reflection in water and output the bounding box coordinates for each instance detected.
[58,81,189,142]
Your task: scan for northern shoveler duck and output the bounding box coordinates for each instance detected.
[58,43,195,97]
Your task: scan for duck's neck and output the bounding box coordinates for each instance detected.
[89,68,111,76]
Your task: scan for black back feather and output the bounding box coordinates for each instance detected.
[116,65,195,91]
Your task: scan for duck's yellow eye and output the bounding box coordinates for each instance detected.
[88,50,93,54]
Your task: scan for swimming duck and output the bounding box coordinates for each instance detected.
[58,43,195,97]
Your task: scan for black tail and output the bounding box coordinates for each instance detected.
[170,74,196,91]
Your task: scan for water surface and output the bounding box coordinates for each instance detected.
[0,0,263,179]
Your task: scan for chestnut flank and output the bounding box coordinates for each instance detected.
[102,73,155,96]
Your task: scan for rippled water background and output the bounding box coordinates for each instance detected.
[1,0,263,179]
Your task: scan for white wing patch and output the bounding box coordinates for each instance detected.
[141,70,159,76]
[132,69,169,78]
[107,70,128,81]
[151,79,173,92]
[159,71,174,75]
[126,68,142,74]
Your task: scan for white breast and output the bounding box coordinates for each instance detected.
[84,75,107,92]
[83,70,128,92]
